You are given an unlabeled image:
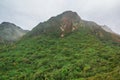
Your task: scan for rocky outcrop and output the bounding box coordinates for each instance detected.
[60,17,79,37]
[25,11,120,42]
[26,11,81,37]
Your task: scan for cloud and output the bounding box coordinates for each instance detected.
[0,0,120,34]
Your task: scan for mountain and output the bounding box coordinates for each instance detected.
[26,11,81,37]
[26,11,120,42]
[0,11,120,80]
[0,22,29,43]
[80,20,120,42]
[101,25,113,33]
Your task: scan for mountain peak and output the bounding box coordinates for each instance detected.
[62,10,75,13]
[0,22,28,42]
[2,22,13,24]
[62,11,80,17]
[1,22,16,26]
[61,11,81,22]
[26,11,120,42]
[0,22,22,29]
[27,11,81,37]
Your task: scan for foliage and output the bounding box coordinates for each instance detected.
[0,27,120,80]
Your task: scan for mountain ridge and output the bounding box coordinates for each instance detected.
[0,22,29,43]
[0,11,120,80]
[25,11,120,42]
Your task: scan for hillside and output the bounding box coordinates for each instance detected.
[26,11,81,37]
[0,22,29,43]
[0,11,120,80]
[26,11,120,42]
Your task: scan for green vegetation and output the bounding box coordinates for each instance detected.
[0,27,120,80]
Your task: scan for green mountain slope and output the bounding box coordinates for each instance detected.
[0,11,120,80]
[0,27,120,80]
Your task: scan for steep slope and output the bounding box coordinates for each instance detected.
[0,11,120,80]
[0,27,120,80]
[101,25,113,33]
[26,11,81,37]
[80,20,120,42]
[0,22,29,43]
[26,11,120,42]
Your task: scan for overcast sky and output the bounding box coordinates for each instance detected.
[0,0,120,34]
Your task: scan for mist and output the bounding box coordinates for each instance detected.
[0,0,120,34]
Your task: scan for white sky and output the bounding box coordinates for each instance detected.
[0,0,120,34]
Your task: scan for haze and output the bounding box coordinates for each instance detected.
[0,0,120,34]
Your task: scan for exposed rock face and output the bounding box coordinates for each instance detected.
[60,11,80,37]
[26,11,120,42]
[57,11,80,36]
[26,11,81,37]
[60,22,78,37]
[0,22,29,43]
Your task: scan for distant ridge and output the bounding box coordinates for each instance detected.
[0,22,29,43]
[1,11,120,80]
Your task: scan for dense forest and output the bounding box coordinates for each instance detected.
[0,26,120,80]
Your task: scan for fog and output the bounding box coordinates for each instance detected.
[0,0,120,34]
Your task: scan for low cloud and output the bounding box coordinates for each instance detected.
[0,0,120,34]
